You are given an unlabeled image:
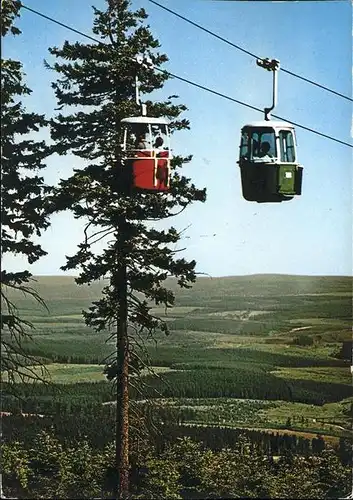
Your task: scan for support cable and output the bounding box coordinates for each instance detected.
[20,4,353,149]
[148,0,353,103]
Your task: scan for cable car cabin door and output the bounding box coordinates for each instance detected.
[277,129,303,196]
[133,149,170,192]
[278,164,302,196]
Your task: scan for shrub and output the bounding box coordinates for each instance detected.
[292,335,314,346]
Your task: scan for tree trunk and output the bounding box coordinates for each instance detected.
[115,217,129,499]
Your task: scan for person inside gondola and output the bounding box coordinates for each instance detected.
[136,134,147,149]
[258,141,273,160]
[156,159,169,189]
[252,139,259,158]
[153,136,167,188]
[153,135,164,150]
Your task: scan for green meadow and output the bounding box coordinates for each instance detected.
[2,274,352,440]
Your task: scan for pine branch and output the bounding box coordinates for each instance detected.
[2,1,52,393]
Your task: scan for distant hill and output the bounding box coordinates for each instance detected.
[4,274,352,301]
[2,274,351,364]
[2,274,351,319]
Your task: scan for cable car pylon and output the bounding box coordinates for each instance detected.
[238,57,303,203]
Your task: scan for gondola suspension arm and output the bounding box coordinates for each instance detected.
[135,55,154,116]
[257,58,280,121]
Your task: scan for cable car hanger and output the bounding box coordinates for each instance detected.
[256,58,280,121]
[135,54,149,117]
[238,58,303,203]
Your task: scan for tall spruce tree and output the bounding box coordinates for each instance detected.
[1,0,51,385]
[47,0,206,496]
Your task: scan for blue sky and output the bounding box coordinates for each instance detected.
[3,0,352,277]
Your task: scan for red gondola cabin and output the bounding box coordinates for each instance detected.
[121,116,172,192]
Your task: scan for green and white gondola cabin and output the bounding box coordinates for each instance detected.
[238,121,303,203]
